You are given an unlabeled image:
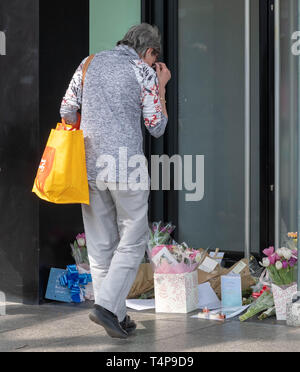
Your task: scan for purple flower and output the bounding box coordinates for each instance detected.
[263,246,274,257]
[289,257,297,267]
[282,260,288,269]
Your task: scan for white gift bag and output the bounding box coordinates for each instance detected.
[272,283,297,321]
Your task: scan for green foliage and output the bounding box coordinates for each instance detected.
[239,291,274,322]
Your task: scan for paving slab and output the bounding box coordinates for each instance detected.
[1,301,300,352]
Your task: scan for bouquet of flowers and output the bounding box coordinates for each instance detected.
[239,288,275,322]
[260,246,297,286]
[149,243,205,274]
[71,233,90,267]
[149,221,176,248]
[148,221,206,274]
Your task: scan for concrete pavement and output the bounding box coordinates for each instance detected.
[1,301,300,352]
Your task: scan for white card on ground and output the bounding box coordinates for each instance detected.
[210,305,250,319]
[198,282,221,310]
[198,257,218,273]
[126,299,155,311]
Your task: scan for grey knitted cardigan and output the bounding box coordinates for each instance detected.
[60,44,168,183]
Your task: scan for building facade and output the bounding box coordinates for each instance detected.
[0,0,299,303]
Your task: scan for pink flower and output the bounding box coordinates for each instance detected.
[263,246,274,257]
[76,233,86,247]
[268,255,275,265]
[76,233,85,239]
[282,261,288,269]
[190,252,197,260]
[269,253,280,265]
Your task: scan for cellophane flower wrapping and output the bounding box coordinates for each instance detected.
[71,233,94,301]
[287,232,298,250]
[77,264,94,301]
[147,222,206,274]
[148,222,176,248]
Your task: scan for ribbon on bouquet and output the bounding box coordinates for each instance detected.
[59,265,92,303]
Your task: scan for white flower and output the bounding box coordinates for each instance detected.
[275,261,283,270]
[261,257,270,267]
[77,238,86,247]
[276,248,284,257]
[195,253,202,263]
[281,247,292,260]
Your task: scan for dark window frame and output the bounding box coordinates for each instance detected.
[259,0,275,251]
[142,0,179,240]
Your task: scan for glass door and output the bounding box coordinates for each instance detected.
[177,0,260,255]
[274,0,300,248]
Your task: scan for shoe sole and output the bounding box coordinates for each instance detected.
[126,324,137,335]
[124,327,136,336]
[89,312,128,339]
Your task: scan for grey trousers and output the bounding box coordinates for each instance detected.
[82,181,150,322]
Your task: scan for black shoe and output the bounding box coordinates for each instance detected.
[89,305,128,339]
[120,315,137,335]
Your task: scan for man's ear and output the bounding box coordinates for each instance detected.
[146,48,154,56]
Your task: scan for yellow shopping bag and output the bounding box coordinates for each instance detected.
[32,114,90,205]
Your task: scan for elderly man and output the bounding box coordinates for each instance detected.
[60,23,171,339]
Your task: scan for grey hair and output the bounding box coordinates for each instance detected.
[117,23,161,57]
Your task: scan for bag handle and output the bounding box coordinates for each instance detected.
[61,55,95,130]
[82,54,95,87]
